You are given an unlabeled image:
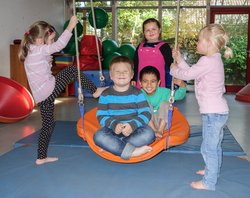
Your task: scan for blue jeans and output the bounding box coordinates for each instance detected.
[201,113,228,191]
[94,125,155,160]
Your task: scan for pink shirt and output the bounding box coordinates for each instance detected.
[137,42,165,88]
[170,53,229,114]
[24,30,72,103]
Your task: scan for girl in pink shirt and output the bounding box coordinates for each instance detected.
[133,18,173,88]
[19,16,105,165]
[171,24,233,191]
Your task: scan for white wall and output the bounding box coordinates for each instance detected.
[0,0,66,78]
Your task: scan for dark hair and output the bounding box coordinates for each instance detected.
[142,18,162,41]
[110,56,134,71]
[139,66,160,81]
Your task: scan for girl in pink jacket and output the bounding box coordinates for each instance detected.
[171,24,233,191]
[19,16,105,165]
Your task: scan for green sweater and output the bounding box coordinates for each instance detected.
[141,87,186,113]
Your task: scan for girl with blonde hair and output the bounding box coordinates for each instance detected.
[19,16,105,165]
[171,23,233,191]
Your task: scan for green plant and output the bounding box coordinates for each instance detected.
[222,35,247,85]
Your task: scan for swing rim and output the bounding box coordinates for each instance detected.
[77,107,190,163]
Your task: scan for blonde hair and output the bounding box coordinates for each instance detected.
[110,56,134,72]
[199,23,233,59]
[18,21,55,62]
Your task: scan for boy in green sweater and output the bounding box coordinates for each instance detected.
[139,66,186,138]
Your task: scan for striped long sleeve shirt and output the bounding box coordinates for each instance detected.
[97,85,152,132]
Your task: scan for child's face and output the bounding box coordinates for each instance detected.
[140,73,160,96]
[110,62,133,89]
[143,22,161,43]
[197,34,209,55]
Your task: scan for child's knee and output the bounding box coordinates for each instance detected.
[93,131,103,144]
[144,126,155,143]
[160,101,170,109]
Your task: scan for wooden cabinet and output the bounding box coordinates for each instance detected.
[10,44,31,92]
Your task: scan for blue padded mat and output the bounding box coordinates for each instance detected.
[14,121,245,156]
[0,145,250,198]
[14,121,89,148]
[168,125,245,156]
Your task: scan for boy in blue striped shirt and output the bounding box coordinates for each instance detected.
[94,56,155,160]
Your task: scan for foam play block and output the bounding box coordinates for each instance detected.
[79,55,100,70]
[54,54,74,68]
[74,70,113,97]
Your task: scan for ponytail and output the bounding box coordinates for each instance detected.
[18,21,53,62]
[223,45,233,59]
[18,33,30,62]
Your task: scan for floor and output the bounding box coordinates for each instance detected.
[0,91,250,160]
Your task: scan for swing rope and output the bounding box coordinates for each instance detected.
[90,0,105,86]
[73,0,85,137]
[169,0,181,107]
[166,0,181,148]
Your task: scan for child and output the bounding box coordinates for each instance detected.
[18,16,106,165]
[133,18,173,88]
[171,24,233,191]
[94,56,155,160]
[139,66,186,138]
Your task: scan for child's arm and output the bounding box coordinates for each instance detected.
[172,79,187,100]
[130,93,152,130]
[97,95,120,132]
[41,16,78,55]
[65,16,78,32]
[132,45,139,82]
[171,56,210,81]
[173,78,186,100]
[173,78,186,88]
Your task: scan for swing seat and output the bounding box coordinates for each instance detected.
[77,107,190,163]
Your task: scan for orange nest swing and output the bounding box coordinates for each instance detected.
[77,107,190,163]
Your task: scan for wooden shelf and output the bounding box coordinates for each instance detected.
[10,44,31,92]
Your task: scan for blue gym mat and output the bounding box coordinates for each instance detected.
[0,145,249,198]
[14,121,245,156]
[168,125,245,156]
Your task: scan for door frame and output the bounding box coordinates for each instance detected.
[210,7,250,92]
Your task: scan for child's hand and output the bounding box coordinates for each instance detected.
[47,32,56,44]
[115,123,123,134]
[131,81,136,87]
[48,55,53,64]
[66,16,78,32]
[170,63,176,69]
[155,131,163,139]
[173,78,186,88]
[172,48,182,64]
[121,123,132,137]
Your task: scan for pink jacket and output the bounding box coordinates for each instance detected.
[170,53,229,114]
[24,30,72,103]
